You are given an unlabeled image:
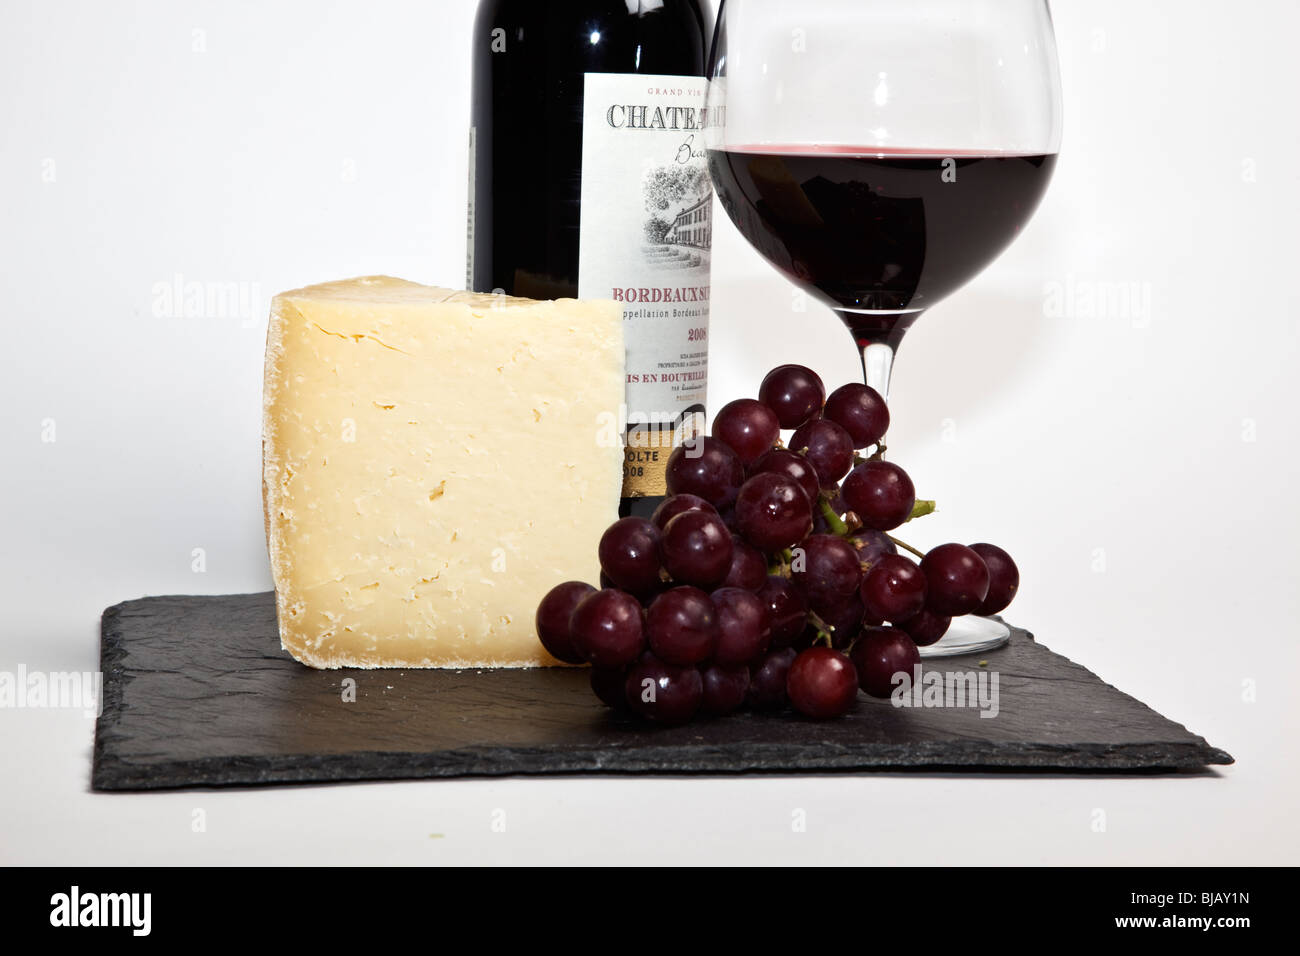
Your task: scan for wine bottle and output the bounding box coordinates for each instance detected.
[468,0,714,519]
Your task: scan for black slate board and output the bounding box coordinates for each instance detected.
[92,592,1232,790]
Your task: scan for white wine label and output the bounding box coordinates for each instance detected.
[579,72,712,498]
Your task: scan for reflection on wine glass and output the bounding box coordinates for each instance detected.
[704,0,1062,655]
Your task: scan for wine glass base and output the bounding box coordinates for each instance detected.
[916,615,1010,658]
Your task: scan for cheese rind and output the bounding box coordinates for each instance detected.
[262,276,624,669]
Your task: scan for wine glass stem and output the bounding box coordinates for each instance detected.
[837,306,919,407]
[860,341,895,404]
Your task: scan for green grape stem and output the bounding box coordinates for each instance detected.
[806,612,835,648]
[768,547,796,578]
[816,493,849,536]
[908,499,937,521]
[819,492,935,549]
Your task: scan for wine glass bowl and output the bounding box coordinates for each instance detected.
[704,0,1062,655]
[705,0,1062,387]
[706,147,1057,383]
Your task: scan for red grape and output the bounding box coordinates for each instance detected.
[850,626,919,698]
[898,608,951,646]
[712,398,780,465]
[747,646,798,710]
[569,589,646,668]
[700,663,750,716]
[598,517,663,596]
[665,437,744,510]
[841,460,916,531]
[734,472,814,552]
[823,382,889,449]
[859,554,927,623]
[758,364,825,429]
[624,653,703,724]
[660,510,734,588]
[710,587,771,665]
[756,575,810,646]
[721,537,768,590]
[646,586,719,665]
[970,543,1019,616]
[789,418,855,483]
[787,647,859,719]
[920,543,990,616]
[791,534,862,606]
[590,666,630,710]
[650,493,716,530]
[748,447,821,504]
[535,581,596,664]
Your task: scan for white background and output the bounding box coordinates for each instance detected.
[2,0,1297,865]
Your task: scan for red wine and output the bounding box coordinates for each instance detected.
[469,0,714,520]
[707,145,1057,348]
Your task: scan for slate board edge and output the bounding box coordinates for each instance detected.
[93,601,131,775]
[91,595,1233,791]
[979,622,1233,770]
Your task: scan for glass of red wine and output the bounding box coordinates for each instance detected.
[705,0,1062,655]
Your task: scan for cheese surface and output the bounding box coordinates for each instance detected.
[263,276,624,668]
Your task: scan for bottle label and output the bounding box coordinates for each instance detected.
[578,72,712,499]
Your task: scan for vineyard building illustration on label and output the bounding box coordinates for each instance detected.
[643,162,713,269]
[665,194,712,249]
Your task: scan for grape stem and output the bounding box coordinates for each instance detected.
[908,500,936,521]
[806,611,835,648]
[821,494,932,549]
[887,534,925,559]
[769,547,795,578]
[851,441,889,464]
[816,493,849,536]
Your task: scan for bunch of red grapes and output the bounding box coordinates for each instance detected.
[536,364,1019,723]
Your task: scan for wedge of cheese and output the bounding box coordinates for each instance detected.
[262,276,624,668]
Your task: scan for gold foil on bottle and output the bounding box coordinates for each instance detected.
[622,411,705,499]
[622,427,675,498]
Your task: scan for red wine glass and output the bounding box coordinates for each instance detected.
[704,0,1062,655]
